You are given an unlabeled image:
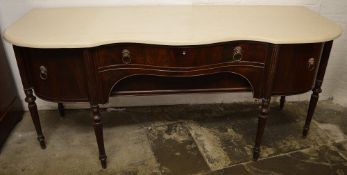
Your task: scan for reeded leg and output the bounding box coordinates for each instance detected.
[280,96,285,110]
[58,103,65,117]
[253,98,270,160]
[24,89,46,149]
[303,81,322,137]
[91,105,107,169]
[303,41,333,137]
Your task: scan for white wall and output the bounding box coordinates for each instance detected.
[0,0,346,110]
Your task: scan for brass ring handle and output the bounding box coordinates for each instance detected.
[122,49,131,64]
[307,57,315,71]
[39,66,48,80]
[233,46,243,61]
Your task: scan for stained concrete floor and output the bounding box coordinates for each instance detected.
[1,100,347,175]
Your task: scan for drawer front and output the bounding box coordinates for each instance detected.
[26,48,89,102]
[96,42,269,68]
[272,43,324,95]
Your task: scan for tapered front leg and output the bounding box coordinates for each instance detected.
[303,41,333,137]
[253,98,270,160]
[58,103,65,117]
[24,89,46,149]
[303,81,322,137]
[279,96,285,110]
[91,105,107,169]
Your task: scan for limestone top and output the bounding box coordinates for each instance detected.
[3,6,342,48]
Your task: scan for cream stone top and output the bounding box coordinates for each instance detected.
[3,6,342,48]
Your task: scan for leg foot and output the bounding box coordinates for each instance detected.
[100,155,107,169]
[253,98,270,160]
[91,105,107,169]
[280,96,285,110]
[25,89,46,149]
[58,103,65,117]
[38,136,46,149]
[253,147,260,161]
[303,81,321,138]
[303,126,309,138]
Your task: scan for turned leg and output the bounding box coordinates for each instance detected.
[303,41,333,137]
[58,103,65,117]
[303,81,322,137]
[91,105,107,169]
[280,96,285,110]
[24,89,46,149]
[253,98,270,160]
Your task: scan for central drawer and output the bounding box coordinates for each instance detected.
[96,42,269,68]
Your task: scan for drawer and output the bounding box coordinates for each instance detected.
[26,48,89,102]
[272,43,324,95]
[96,42,269,68]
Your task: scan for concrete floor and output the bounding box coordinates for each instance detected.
[1,100,347,175]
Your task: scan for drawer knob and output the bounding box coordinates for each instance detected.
[182,50,187,56]
[307,57,315,71]
[122,49,131,64]
[233,46,243,61]
[39,66,48,80]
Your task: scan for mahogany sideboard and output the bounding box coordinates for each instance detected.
[3,6,342,168]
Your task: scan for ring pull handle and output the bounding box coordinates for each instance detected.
[39,66,48,80]
[122,49,131,64]
[307,57,315,71]
[233,46,243,61]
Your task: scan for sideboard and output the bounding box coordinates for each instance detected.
[4,6,342,168]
